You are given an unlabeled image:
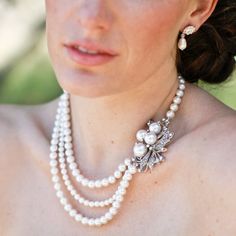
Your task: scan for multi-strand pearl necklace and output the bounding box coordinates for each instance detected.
[49,75,186,227]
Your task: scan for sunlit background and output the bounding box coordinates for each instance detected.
[0,0,235,109]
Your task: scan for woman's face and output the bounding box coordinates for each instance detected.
[45,0,191,97]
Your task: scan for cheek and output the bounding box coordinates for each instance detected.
[122,1,185,63]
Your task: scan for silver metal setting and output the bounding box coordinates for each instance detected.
[131,119,174,172]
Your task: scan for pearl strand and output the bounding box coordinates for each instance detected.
[57,110,135,208]
[50,102,137,226]
[49,75,186,226]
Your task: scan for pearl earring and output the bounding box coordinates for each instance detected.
[178,25,196,51]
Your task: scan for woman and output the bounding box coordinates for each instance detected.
[1,0,236,235]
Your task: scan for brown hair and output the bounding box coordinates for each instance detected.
[177,0,236,84]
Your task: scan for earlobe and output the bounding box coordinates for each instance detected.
[189,0,218,27]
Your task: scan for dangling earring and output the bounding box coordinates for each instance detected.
[178,25,196,51]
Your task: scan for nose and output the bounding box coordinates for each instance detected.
[77,1,111,32]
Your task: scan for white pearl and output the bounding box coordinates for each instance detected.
[63,114,70,121]
[89,202,95,207]
[114,171,122,179]
[69,163,77,170]
[149,122,161,134]
[128,165,137,174]
[82,217,89,225]
[76,175,83,182]
[166,110,175,119]
[54,183,61,190]
[52,176,59,183]
[118,164,126,172]
[75,214,82,222]
[136,129,147,142]
[61,93,69,100]
[99,202,105,207]
[53,127,60,133]
[64,204,72,212]
[52,133,59,139]
[94,180,102,188]
[79,198,85,204]
[170,103,179,112]
[109,207,118,215]
[58,147,64,153]
[88,219,95,226]
[88,181,95,188]
[61,169,67,175]
[178,38,187,51]
[116,195,124,202]
[180,78,185,84]
[51,139,58,145]
[95,219,102,226]
[64,135,72,142]
[144,132,157,145]
[124,158,131,166]
[84,200,89,206]
[64,129,71,135]
[179,84,185,90]
[64,180,71,186]
[65,142,72,149]
[101,216,108,224]
[60,163,66,169]
[50,153,57,159]
[50,160,58,167]
[176,89,184,97]
[72,169,80,177]
[102,178,109,186]
[105,212,113,221]
[121,180,129,188]
[63,121,71,128]
[104,199,110,206]
[51,167,59,175]
[118,188,126,195]
[81,178,89,186]
[62,175,69,181]
[113,201,120,209]
[108,176,116,184]
[50,145,57,152]
[60,197,67,205]
[173,96,182,104]
[133,142,147,157]
[124,172,132,181]
[65,149,73,156]
[56,191,63,198]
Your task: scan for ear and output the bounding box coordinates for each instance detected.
[183,0,219,31]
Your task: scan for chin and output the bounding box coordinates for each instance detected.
[55,71,122,98]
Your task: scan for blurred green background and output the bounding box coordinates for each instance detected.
[0,0,236,109]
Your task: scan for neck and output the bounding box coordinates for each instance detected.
[69,66,180,176]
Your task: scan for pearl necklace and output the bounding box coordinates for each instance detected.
[49,75,186,227]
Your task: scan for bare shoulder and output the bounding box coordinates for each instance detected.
[178,92,236,232]
[0,100,58,173]
[184,83,236,184]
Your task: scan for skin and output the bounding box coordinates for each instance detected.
[1,0,236,235]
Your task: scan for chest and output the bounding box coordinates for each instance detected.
[1,165,214,236]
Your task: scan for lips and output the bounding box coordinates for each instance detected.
[65,40,117,56]
[63,40,118,66]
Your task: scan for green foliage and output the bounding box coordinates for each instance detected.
[198,70,236,110]
[0,50,62,105]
